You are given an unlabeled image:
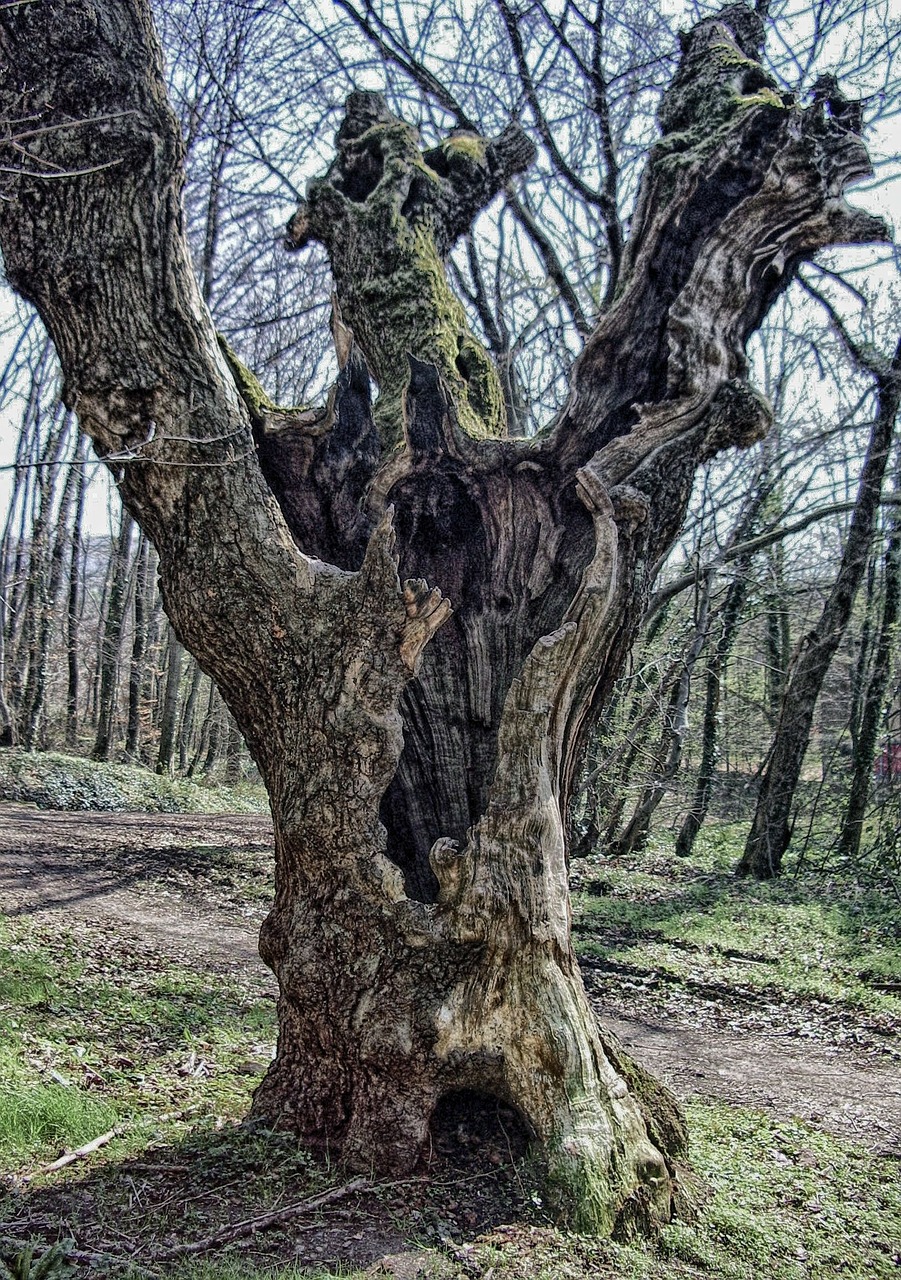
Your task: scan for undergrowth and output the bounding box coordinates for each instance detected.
[0,750,267,815]
[572,821,901,1024]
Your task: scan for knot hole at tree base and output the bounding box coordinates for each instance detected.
[425,1089,535,1172]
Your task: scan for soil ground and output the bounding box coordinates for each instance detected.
[1,804,897,1154]
[1,802,899,1276]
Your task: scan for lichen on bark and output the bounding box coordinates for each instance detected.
[285,91,534,445]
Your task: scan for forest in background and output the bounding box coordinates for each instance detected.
[0,0,899,885]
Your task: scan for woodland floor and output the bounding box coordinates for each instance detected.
[0,802,899,1279]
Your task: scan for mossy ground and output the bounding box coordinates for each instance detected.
[0,814,898,1277]
[0,749,267,815]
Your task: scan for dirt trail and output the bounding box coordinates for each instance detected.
[1,803,898,1154]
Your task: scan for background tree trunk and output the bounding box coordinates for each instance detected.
[740,334,901,877]
[837,457,901,860]
[92,509,134,762]
[126,532,151,759]
[156,628,184,777]
[675,564,751,857]
[610,572,712,858]
[64,436,90,750]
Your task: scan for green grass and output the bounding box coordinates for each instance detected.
[0,748,268,815]
[0,1076,117,1166]
[1,819,900,1278]
[572,822,901,1020]
[0,916,276,1173]
[658,1103,901,1279]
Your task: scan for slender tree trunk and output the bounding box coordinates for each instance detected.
[21,418,81,748]
[0,402,37,745]
[92,508,134,760]
[188,680,216,777]
[143,564,165,742]
[610,575,713,857]
[597,657,680,850]
[3,353,47,689]
[126,532,151,758]
[675,564,751,857]
[224,715,243,784]
[848,551,878,756]
[64,437,90,749]
[763,541,791,723]
[740,341,901,877]
[836,475,901,859]
[0,0,883,1231]
[177,657,203,772]
[201,694,225,775]
[156,627,184,776]
[16,410,69,744]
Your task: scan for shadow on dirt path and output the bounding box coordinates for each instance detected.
[1,802,898,1154]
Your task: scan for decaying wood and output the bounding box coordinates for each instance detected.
[32,1127,119,1179]
[0,0,885,1235]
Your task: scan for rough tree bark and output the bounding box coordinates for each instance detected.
[0,0,884,1233]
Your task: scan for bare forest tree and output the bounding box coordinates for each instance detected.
[0,0,898,1234]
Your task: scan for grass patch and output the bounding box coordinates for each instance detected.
[0,749,267,815]
[641,1102,901,1279]
[572,822,901,1023]
[0,1077,117,1167]
[0,915,276,1176]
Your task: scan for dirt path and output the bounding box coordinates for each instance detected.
[1,803,898,1154]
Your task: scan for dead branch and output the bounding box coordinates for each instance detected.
[152,1176,370,1260]
[31,1126,119,1178]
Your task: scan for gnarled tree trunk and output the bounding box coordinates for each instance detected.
[0,0,884,1233]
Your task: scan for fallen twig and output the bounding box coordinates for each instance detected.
[153,1176,370,1260]
[29,1127,120,1178]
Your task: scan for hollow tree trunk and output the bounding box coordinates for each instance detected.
[739,340,901,878]
[0,0,883,1234]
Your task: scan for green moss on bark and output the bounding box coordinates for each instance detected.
[296,104,508,447]
[652,23,788,192]
[216,335,311,422]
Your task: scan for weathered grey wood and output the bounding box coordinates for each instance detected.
[0,0,885,1235]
